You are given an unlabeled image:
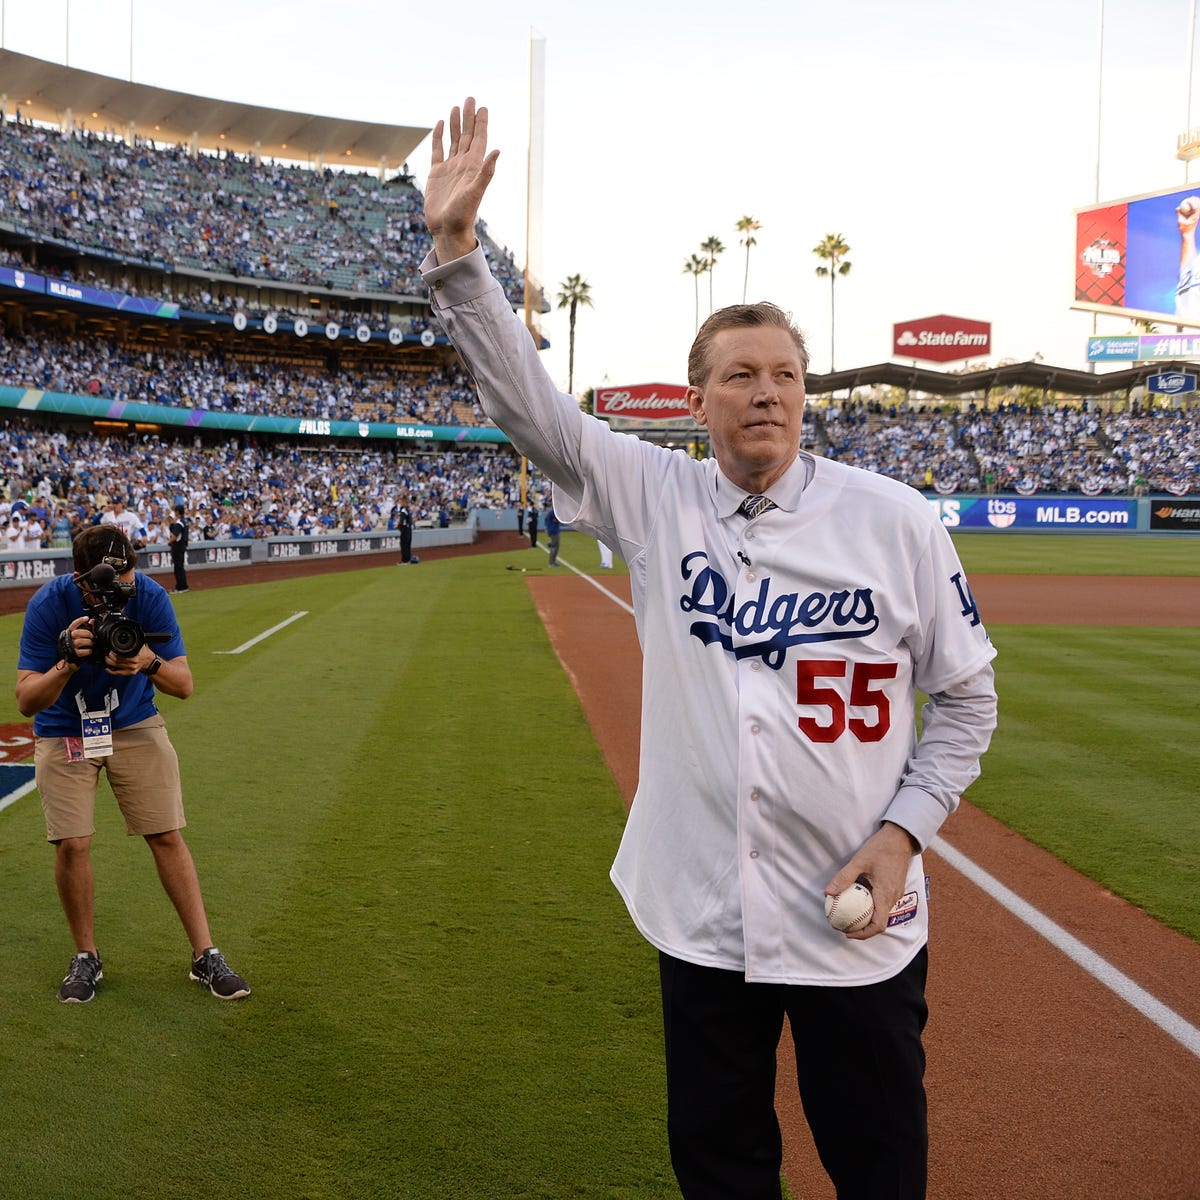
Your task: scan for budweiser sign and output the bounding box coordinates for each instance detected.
[595,383,690,422]
[893,314,991,363]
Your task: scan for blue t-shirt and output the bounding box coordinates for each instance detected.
[18,571,185,737]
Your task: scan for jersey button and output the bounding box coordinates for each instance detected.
[749,850,760,859]
[750,723,760,734]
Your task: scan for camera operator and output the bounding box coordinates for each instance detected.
[14,526,250,1004]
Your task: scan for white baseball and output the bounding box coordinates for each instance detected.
[824,883,874,933]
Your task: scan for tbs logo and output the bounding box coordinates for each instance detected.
[986,499,1017,528]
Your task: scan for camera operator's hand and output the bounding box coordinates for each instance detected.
[103,646,163,677]
[58,615,94,665]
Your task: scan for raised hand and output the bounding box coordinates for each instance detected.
[1179,197,1200,237]
[424,97,500,264]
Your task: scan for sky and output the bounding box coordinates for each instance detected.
[4,0,1200,394]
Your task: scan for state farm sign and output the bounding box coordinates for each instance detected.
[893,315,991,363]
[595,383,690,422]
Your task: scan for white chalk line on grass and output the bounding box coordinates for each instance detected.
[0,777,38,815]
[551,552,1200,1062]
[214,611,309,655]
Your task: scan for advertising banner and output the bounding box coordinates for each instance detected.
[892,315,991,363]
[1146,371,1197,394]
[0,386,509,445]
[927,496,1137,530]
[1149,499,1200,530]
[266,533,404,559]
[1075,182,1200,328]
[1087,332,1200,362]
[0,555,67,583]
[0,268,181,318]
[0,265,45,293]
[595,383,690,422]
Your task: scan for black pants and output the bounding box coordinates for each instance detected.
[170,546,188,591]
[659,948,929,1200]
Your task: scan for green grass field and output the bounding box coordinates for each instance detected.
[0,530,1194,1198]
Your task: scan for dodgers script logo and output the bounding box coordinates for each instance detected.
[679,552,879,670]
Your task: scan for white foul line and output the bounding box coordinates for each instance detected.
[0,777,38,814]
[214,611,309,655]
[931,837,1200,1059]
[554,551,1200,1062]
[555,556,635,616]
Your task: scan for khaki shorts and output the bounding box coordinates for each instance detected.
[35,715,186,841]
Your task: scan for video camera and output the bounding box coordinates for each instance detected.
[79,561,170,660]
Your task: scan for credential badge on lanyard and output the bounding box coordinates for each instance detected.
[74,689,120,760]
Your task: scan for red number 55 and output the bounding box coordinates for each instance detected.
[795,660,899,743]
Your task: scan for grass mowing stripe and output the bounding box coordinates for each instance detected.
[951,532,1200,576]
[0,557,676,1199]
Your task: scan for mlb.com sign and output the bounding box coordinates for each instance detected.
[927,496,1136,530]
[893,315,991,363]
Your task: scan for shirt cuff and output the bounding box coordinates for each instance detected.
[882,785,952,853]
[419,243,501,307]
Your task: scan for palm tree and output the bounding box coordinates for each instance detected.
[683,254,708,333]
[813,233,852,371]
[736,215,761,303]
[555,274,593,395]
[700,235,725,314]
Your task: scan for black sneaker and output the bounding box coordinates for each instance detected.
[58,950,103,1003]
[189,947,250,999]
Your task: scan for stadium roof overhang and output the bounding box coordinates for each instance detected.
[0,49,429,172]
[806,358,1198,399]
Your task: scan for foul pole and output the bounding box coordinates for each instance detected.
[521,29,546,507]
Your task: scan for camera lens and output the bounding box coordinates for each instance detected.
[106,619,144,658]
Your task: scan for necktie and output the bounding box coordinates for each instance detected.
[739,494,777,520]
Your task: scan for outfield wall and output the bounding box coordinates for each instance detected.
[0,496,1195,588]
[0,522,476,588]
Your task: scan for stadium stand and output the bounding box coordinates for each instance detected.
[0,418,532,547]
[0,51,1193,528]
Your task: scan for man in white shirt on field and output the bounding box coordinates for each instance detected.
[420,98,997,1200]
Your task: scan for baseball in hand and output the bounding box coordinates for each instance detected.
[824,880,875,933]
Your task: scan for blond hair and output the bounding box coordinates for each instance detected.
[687,302,809,387]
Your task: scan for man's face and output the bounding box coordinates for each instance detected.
[686,326,807,493]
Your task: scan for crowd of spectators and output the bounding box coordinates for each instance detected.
[819,401,1197,495]
[0,319,487,427]
[0,114,525,307]
[0,114,1194,503]
[0,419,538,552]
